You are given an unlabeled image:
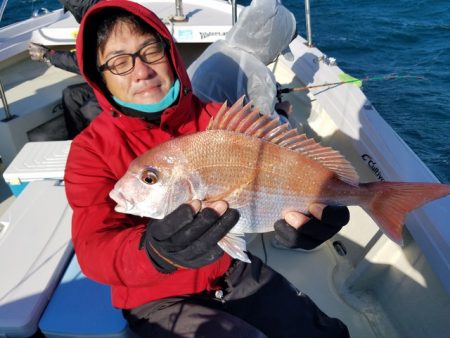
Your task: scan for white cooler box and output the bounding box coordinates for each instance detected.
[3,141,71,196]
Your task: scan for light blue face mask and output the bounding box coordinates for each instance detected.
[113,79,180,113]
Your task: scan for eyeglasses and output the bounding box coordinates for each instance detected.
[98,40,167,76]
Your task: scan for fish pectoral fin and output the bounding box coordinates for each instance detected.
[218,233,250,263]
[222,188,250,209]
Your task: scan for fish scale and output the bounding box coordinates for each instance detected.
[180,130,367,234]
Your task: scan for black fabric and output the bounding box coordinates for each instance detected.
[46,50,100,138]
[275,107,288,118]
[58,0,100,23]
[123,252,349,338]
[123,296,267,338]
[119,105,163,123]
[47,50,80,74]
[62,83,101,138]
[143,204,240,272]
[274,206,350,250]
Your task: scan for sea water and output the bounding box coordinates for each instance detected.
[278,0,450,184]
[1,0,449,183]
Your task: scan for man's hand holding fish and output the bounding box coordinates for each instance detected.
[274,204,350,250]
[142,200,239,273]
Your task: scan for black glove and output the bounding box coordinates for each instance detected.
[142,203,239,273]
[28,42,50,62]
[274,206,349,250]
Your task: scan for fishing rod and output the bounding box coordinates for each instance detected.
[276,74,425,101]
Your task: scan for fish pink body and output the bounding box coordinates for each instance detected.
[110,99,450,260]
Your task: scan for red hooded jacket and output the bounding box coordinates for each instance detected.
[64,0,232,309]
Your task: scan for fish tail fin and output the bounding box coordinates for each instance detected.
[361,182,450,245]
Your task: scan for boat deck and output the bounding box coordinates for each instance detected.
[249,229,384,337]
[0,194,14,216]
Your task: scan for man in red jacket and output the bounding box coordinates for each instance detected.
[64,1,350,337]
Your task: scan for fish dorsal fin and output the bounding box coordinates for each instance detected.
[207,98,360,186]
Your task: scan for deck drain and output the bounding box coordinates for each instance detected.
[332,241,347,256]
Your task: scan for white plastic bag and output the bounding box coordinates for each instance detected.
[188,0,296,117]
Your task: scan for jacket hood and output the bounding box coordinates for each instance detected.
[76,0,193,122]
[225,0,296,65]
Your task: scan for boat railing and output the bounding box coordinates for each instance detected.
[0,0,12,121]
[32,7,50,18]
[231,0,237,25]
[0,0,8,24]
[305,0,312,47]
[173,0,186,22]
[173,0,236,24]
[0,79,13,122]
[0,0,11,121]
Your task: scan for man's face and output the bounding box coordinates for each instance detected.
[98,21,175,105]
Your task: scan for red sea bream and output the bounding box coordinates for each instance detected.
[109,99,450,261]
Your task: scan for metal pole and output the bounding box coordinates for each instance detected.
[231,0,237,25]
[173,0,186,22]
[0,0,10,23]
[0,78,13,121]
[305,0,312,47]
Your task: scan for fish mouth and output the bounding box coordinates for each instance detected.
[114,201,132,212]
[109,188,163,218]
[109,189,135,213]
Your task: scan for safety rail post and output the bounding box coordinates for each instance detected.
[173,0,186,21]
[0,0,9,23]
[305,0,313,47]
[0,78,14,121]
[231,0,237,25]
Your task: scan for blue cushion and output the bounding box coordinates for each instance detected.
[8,182,29,196]
[39,255,128,337]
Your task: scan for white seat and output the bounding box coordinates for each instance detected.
[0,180,73,337]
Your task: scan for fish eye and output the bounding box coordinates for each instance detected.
[141,169,158,185]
